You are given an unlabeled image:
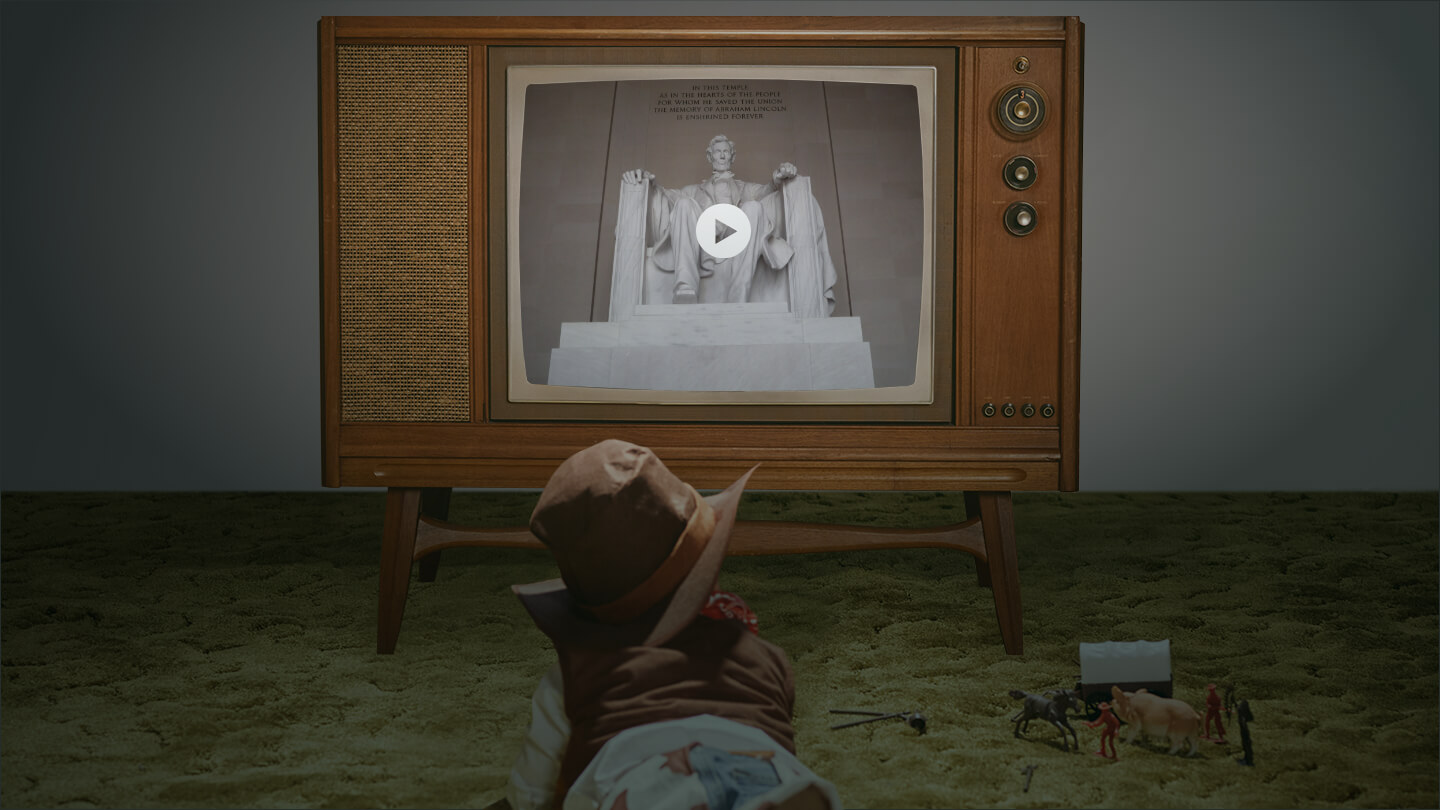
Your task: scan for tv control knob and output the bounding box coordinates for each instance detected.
[1014,56,1031,74]
[1002,403,1016,418]
[1004,202,1038,236]
[1041,403,1055,419]
[983,403,996,418]
[1004,156,1037,190]
[1022,403,1036,418]
[997,85,1047,136]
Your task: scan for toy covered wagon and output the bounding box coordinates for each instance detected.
[1076,640,1174,716]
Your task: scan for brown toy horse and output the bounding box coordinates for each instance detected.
[1110,685,1201,756]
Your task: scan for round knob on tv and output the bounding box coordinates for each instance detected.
[1002,403,1016,418]
[1003,156,1037,190]
[996,85,1047,136]
[1004,202,1038,236]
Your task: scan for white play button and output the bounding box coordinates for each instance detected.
[695,203,752,260]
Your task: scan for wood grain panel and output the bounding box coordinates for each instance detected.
[338,423,1059,459]
[957,45,975,427]
[1060,19,1085,490]
[411,516,988,558]
[319,18,341,487]
[470,45,488,423]
[343,457,1056,491]
[971,46,1063,427]
[333,16,1069,45]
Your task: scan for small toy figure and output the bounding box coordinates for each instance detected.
[1110,685,1202,756]
[1200,683,1227,743]
[1009,689,1084,753]
[1234,700,1256,766]
[1084,701,1120,760]
[1021,763,1038,792]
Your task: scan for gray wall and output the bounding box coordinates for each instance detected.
[2,0,1435,491]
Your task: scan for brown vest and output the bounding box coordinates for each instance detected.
[554,616,796,793]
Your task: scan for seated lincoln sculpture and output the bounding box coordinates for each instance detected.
[620,134,838,317]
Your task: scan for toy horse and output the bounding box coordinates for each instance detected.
[1009,689,1084,753]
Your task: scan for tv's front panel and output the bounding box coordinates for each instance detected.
[320,17,1081,491]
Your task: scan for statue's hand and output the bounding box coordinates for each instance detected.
[622,169,655,185]
[773,163,798,184]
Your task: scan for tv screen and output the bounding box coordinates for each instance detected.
[505,65,937,406]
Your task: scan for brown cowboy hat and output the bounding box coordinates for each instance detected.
[513,439,756,648]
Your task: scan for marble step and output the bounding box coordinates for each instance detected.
[559,315,864,348]
[548,340,875,391]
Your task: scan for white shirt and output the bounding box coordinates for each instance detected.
[506,664,841,810]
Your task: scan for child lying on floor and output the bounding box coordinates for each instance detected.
[503,440,841,810]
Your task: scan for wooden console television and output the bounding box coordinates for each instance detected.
[318,16,1083,655]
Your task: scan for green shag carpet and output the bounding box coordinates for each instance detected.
[2,492,1436,809]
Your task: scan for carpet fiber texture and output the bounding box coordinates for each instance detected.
[2,491,1436,808]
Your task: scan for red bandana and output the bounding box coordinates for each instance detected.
[700,590,759,634]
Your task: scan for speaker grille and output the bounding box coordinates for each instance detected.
[337,45,470,422]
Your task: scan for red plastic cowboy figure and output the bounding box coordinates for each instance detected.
[1085,702,1120,760]
[1201,683,1227,743]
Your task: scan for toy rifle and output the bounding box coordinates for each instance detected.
[829,709,928,734]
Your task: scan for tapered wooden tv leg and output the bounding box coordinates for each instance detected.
[964,492,992,589]
[378,487,423,655]
[977,491,1023,655]
[417,488,452,583]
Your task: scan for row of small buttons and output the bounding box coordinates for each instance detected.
[982,402,1055,419]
